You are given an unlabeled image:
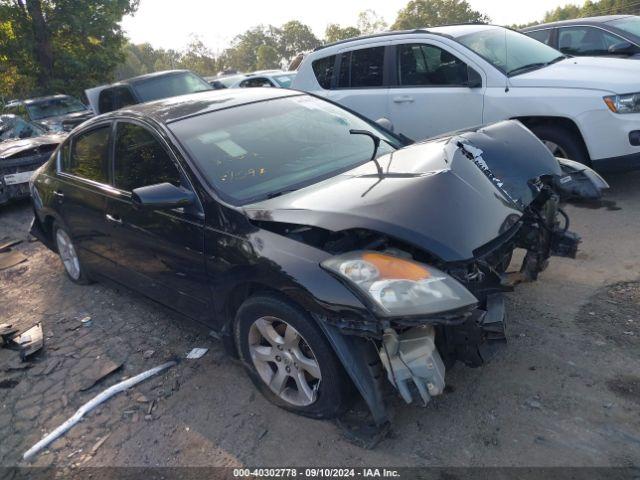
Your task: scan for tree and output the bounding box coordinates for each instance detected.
[179,36,218,76]
[256,45,280,70]
[392,0,490,29]
[324,24,361,43]
[357,10,388,35]
[222,25,280,71]
[278,20,321,61]
[542,0,640,23]
[0,0,139,97]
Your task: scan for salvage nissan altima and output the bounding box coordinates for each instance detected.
[29,89,607,431]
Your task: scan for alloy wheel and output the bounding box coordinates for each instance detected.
[248,316,321,407]
[55,229,80,280]
[542,140,569,159]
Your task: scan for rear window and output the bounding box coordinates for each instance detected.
[312,55,336,89]
[132,72,212,103]
[62,126,110,183]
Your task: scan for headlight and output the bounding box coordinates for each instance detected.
[604,93,640,114]
[321,251,477,317]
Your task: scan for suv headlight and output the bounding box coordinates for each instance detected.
[321,251,477,317]
[604,93,640,114]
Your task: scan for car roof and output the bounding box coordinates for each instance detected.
[110,69,193,87]
[98,88,301,124]
[522,15,634,31]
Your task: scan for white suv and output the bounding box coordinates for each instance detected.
[292,24,640,171]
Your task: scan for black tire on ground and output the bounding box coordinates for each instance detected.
[529,123,590,165]
[235,294,352,419]
[53,222,92,285]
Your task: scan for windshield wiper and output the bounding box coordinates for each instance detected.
[508,55,567,77]
[349,129,389,178]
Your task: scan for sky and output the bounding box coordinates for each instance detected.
[121,0,580,53]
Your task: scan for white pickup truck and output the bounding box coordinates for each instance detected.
[292,24,640,171]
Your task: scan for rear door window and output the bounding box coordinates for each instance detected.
[337,47,385,88]
[113,122,181,192]
[312,55,336,89]
[396,43,470,86]
[63,126,111,183]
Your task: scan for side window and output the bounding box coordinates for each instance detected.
[558,26,624,55]
[113,122,181,192]
[64,126,110,183]
[114,87,136,109]
[98,89,115,114]
[527,29,554,46]
[312,55,336,89]
[397,44,470,86]
[240,77,273,88]
[338,47,385,88]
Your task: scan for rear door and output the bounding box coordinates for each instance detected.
[387,39,485,141]
[326,42,391,122]
[55,124,116,275]
[104,120,211,321]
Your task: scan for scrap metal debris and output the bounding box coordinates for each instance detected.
[23,360,177,462]
[3,323,44,360]
[78,359,124,392]
[0,239,22,252]
[0,249,27,271]
[186,348,208,359]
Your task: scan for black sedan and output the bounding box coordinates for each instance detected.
[29,89,606,428]
[522,15,640,58]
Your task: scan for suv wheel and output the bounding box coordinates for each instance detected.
[54,223,92,284]
[235,294,351,419]
[530,124,589,165]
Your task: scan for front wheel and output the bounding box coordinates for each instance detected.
[235,294,352,419]
[53,223,92,285]
[530,124,589,165]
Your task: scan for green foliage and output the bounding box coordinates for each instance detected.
[278,21,321,61]
[256,45,280,70]
[392,0,490,29]
[357,9,388,35]
[324,24,361,43]
[0,0,139,98]
[542,0,640,23]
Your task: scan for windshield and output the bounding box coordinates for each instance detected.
[609,16,640,37]
[458,27,565,76]
[273,73,297,88]
[169,95,398,204]
[0,115,46,141]
[133,71,212,102]
[26,96,87,120]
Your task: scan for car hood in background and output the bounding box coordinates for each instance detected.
[0,133,66,159]
[244,120,560,262]
[509,56,640,93]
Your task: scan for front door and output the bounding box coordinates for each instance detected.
[104,120,211,321]
[387,40,485,141]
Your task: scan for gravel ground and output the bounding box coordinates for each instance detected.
[1,170,639,472]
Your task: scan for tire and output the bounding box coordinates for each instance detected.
[530,124,590,165]
[235,294,352,419]
[53,222,92,285]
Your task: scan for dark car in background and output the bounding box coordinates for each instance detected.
[85,70,212,114]
[522,15,640,58]
[3,95,94,132]
[0,114,65,205]
[29,88,605,427]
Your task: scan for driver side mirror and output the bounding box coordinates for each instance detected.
[131,182,195,210]
[465,67,483,88]
[608,41,640,56]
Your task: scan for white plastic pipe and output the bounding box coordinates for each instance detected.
[23,360,176,462]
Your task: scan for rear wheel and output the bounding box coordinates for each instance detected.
[235,294,351,419]
[53,223,92,285]
[530,124,589,165]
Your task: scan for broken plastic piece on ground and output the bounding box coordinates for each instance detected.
[0,323,19,341]
[78,359,124,391]
[186,348,208,359]
[23,360,177,462]
[0,250,27,271]
[9,322,43,360]
[0,239,22,252]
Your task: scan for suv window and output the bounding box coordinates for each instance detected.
[397,44,470,86]
[526,28,554,46]
[312,55,336,89]
[98,86,136,114]
[114,122,180,192]
[558,26,624,55]
[64,126,110,183]
[338,47,385,88]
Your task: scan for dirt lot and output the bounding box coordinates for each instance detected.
[1,170,639,472]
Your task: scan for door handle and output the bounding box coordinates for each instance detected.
[53,190,64,198]
[393,95,414,104]
[105,213,122,225]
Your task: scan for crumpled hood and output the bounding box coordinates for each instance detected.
[0,133,66,159]
[509,56,640,93]
[244,120,561,262]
